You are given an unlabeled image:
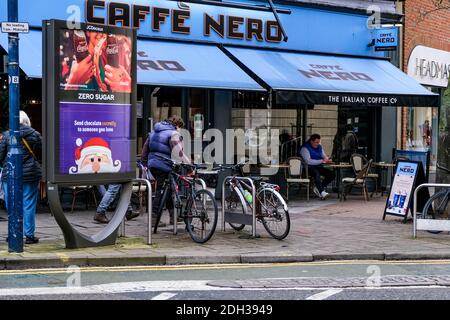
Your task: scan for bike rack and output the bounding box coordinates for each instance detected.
[172,177,207,235]
[119,178,153,245]
[413,183,450,239]
[222,176,257,238]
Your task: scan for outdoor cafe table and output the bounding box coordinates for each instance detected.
[323,163,353,195]
[372,162,396,195]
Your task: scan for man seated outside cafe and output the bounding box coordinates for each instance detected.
[299,134,335,200]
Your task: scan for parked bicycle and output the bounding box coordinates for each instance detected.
[152,155,218,244]
[213,162,290,240]
[421,187,450,234]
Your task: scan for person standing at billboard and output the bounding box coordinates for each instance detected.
[0,111,42,244]
[94,184,139,224]
[144,116,192,225]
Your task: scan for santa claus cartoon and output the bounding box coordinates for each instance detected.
[69,137,121,174]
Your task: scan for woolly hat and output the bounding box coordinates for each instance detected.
[75,137,112,163]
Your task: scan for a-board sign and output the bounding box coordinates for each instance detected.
[383,160,430,222]
[43,20,137,185]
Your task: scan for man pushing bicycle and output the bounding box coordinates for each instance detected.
[142,115,192,226]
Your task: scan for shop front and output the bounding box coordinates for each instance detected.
[406,46,450,183]
[0,0,439,171]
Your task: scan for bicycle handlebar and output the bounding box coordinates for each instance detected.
[212,161,248,172]
[153,153,206,170]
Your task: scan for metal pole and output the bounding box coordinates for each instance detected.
[132,179,152,245]
[222,177,230,232]
[250,179,256,238]
[7,0,23,253]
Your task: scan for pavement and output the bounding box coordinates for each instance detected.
[1,191,450,269]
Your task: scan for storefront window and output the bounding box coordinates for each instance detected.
[188,89,208,140]
[150,87,183,124]
[437,84,450,181]
[406,89,440,173]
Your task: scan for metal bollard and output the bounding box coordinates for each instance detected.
[133,179,153,245]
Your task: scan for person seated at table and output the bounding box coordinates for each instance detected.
[299,134,335,200]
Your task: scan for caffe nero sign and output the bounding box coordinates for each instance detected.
[86,0,283,43]
[407,46,450,88]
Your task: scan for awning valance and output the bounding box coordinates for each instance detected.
[225,47,440,107]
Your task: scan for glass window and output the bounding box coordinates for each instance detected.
[438,84,450,175]
[188,89,208,140]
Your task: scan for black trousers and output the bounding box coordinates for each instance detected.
[150,168,174,215]
[308,165,336,193]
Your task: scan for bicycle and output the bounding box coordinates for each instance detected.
[213,162,290,240]
[421,187,450,234]
[152,155,218,244]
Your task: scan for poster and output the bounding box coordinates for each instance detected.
[59,28,132,93]
[59,102,131,175]
[386,162,419,216]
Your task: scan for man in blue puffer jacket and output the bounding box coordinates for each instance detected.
[142,116,191,224]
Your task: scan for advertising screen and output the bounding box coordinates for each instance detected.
[44,20,136,185]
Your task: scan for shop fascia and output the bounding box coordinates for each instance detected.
[86,0,283,42]
[407,46,450,88]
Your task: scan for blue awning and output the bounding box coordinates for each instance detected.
[0,30,42,79]
[136,40,263,90]
[0,33,263,91]
[225,47,439,107]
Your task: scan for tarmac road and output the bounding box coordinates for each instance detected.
[2,260,450,301]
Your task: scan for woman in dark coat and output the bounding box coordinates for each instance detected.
[0,111,42,244]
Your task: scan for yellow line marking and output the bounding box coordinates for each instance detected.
[2,259,450,276]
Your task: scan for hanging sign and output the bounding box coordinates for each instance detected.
[373,27,398,52]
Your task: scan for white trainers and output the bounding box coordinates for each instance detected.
[313,187,321,198]
[321,191,329,199]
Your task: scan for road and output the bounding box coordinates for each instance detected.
[2,260,450,301]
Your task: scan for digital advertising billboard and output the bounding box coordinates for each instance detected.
[44,20,137,185]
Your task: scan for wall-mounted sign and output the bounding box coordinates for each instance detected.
[1,22,29,33]
[44,19,137,185]
[407,46,450,88]
[0,0,385,57]
[373,27,398,51]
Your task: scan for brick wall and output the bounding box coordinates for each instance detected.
[402,0,450,148]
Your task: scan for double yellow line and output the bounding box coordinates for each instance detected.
[1,259,450,276]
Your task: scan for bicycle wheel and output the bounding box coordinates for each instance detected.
[257,188,290,240]
[224,186,247,231]
[185,189,218,244]
[422,189,450,234]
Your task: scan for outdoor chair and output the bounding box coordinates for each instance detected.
[285,157,310,201]
[60,185,98,213]
[340,159,373,201]
[350,153,379,197]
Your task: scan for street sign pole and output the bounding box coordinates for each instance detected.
[7,0,23,253]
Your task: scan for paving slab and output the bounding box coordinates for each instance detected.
[1,196,450,269]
